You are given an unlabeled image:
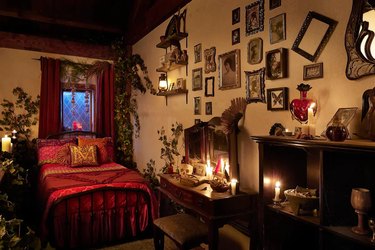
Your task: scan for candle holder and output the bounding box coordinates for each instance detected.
[351,188,372,235]
[272,198,282,207]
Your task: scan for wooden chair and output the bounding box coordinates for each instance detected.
[153,213,208,250]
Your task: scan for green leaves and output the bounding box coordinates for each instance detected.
[158,122,183,171]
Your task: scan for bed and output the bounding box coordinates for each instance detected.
[36,133,157,249]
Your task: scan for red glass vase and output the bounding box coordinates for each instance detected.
[290,90,316,124]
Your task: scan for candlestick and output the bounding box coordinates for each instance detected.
[231,179,238,195]
[2,135,11,153]
[308,107,314,125]
[274,181,281,201]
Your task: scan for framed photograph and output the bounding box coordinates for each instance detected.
[269,13,286,44]
[326,107,358,127]
[204,47,216,73]
[270,0,281,10]
[267,87,289,111]
[218,49,241,90]
[192,68,203,91]
[232,7,240,25]
[194,43,202,63]
[303,62,323,80]
[176,78,186,89]
[205,102,213,115]
[205,77,215,97]
[245,0,264,36]
[248,37,263,64]
[232,28,240,45]
[265,48,288,80]
[245,68,266,103]
[292,11,337,62]
[194,97,201,115]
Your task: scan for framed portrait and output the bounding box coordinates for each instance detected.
[192,68,203,91]
[176,78,186,89]
[326,107,357,127]
[205,77,215,97]
[269,13,286,44]
[232,7,240,25]
[248,37,263,64]
[303,62,323,80]
[204,47,216,73]
[205,102,213,115]
[194,97,201,115]
[269,0,281,10]
[194,43,202,63]
[265,48,288,80]
[292,11,337,62]
[267,87,289,111]
[218,49,241,90]
[245,0,264,36]
[232,28,240,45]
[245,68,266,103]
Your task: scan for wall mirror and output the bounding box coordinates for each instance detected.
[292,11,337,62]
[345,0,375,79]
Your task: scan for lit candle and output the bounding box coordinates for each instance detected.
[231,179,238,195]
[206,156,212,179]
[11,130,17,139]
[274,181,281,201]
[2,135,11,153]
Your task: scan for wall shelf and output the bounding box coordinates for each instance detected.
[156,61,188,73]
[156,89,188,105]
[156,33,188,49]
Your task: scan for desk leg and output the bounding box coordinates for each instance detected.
[208,221,219,250]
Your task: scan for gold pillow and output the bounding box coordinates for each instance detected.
[70,145,99,167]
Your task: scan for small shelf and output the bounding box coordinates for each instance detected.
[267,203,320,226]
[156,89,188,105]
[156,61,188,72]
[323,226,375,248]
[156,33,188,48]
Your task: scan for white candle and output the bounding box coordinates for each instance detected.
[274,181,281,201]
[206,158,212,180]
[308,104,315,125]
[231,179,238,195]
[301,124,309,135]
[309,124,316,136]
[2,135,11,153]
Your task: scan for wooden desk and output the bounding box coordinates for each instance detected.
[158,174,258,250]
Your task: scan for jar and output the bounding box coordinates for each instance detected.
[326,120,349,141]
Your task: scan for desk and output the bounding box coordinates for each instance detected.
[158,174,258,250]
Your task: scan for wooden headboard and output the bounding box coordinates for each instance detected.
[46,131,97,139]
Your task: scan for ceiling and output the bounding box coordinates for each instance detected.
[0,0,191,46]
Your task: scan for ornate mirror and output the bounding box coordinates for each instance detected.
[345,0,375,79]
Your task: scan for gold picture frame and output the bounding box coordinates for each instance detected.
[218,49,241,90]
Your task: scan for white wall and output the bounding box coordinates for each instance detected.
[133,0,374,191]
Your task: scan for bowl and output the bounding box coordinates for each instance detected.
[284,187,319,215]
[209,178,229,192]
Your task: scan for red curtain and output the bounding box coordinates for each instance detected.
[96,63,115,138]
[38,57,61,139]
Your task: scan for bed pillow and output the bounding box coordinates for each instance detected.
[78,137,114,163]
[37,138,77,166]
[70,145,99,167]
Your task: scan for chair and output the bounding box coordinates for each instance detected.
[153,213,208,250]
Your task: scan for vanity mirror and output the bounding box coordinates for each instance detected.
[345,0,375,79]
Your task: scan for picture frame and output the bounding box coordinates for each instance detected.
[205,102,213,115]
[245,0,264,36]
[218,49,241,90]
[205,77,215,97]
[232,28,240,45]
[292,11,337,62]
[269,0,281,10]
[267,87,289,111]
[269,13,286,44]
[303,62,323,80]
[194,43,202,63]
[245,68,266,103]
[204,47,216,73]
[192,68,203,91]
[232,7,240,25]
[248,37,263,64]
[194,119,201,124]
[265,48,288,80]
[326,107,358,127]
[194,97,201,115]
[176,78,186,89]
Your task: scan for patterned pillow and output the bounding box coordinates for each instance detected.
[78,137,114,163]
[37,138,77,166]
[70,145,99,167]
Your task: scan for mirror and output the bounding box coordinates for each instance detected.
[345,0,375,79]
[292,11,337,62]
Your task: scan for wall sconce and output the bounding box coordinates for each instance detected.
[158,73,168,92]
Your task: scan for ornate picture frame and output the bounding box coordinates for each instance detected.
[205,77,215,97]
[267,87,289,111]
[232,7,240,25]
[218,49,241,90]
[269,13,286,44]
[245,68,266,103]
[265,48,288,80]
[248,37,263,64]
[204,47,216,73]
[205,102,213,115]
[232,28,240,45]
[192,68,203,91]
[292,11,337,62]
[194,97,201,115]
[303,62,323,80]
[245,0,264,36]
[194,43,202,63]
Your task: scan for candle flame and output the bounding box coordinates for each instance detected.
[275,181,281,188]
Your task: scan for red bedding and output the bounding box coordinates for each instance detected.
[38,162,157,248]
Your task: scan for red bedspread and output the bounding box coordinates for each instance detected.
[38,162,157,247]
